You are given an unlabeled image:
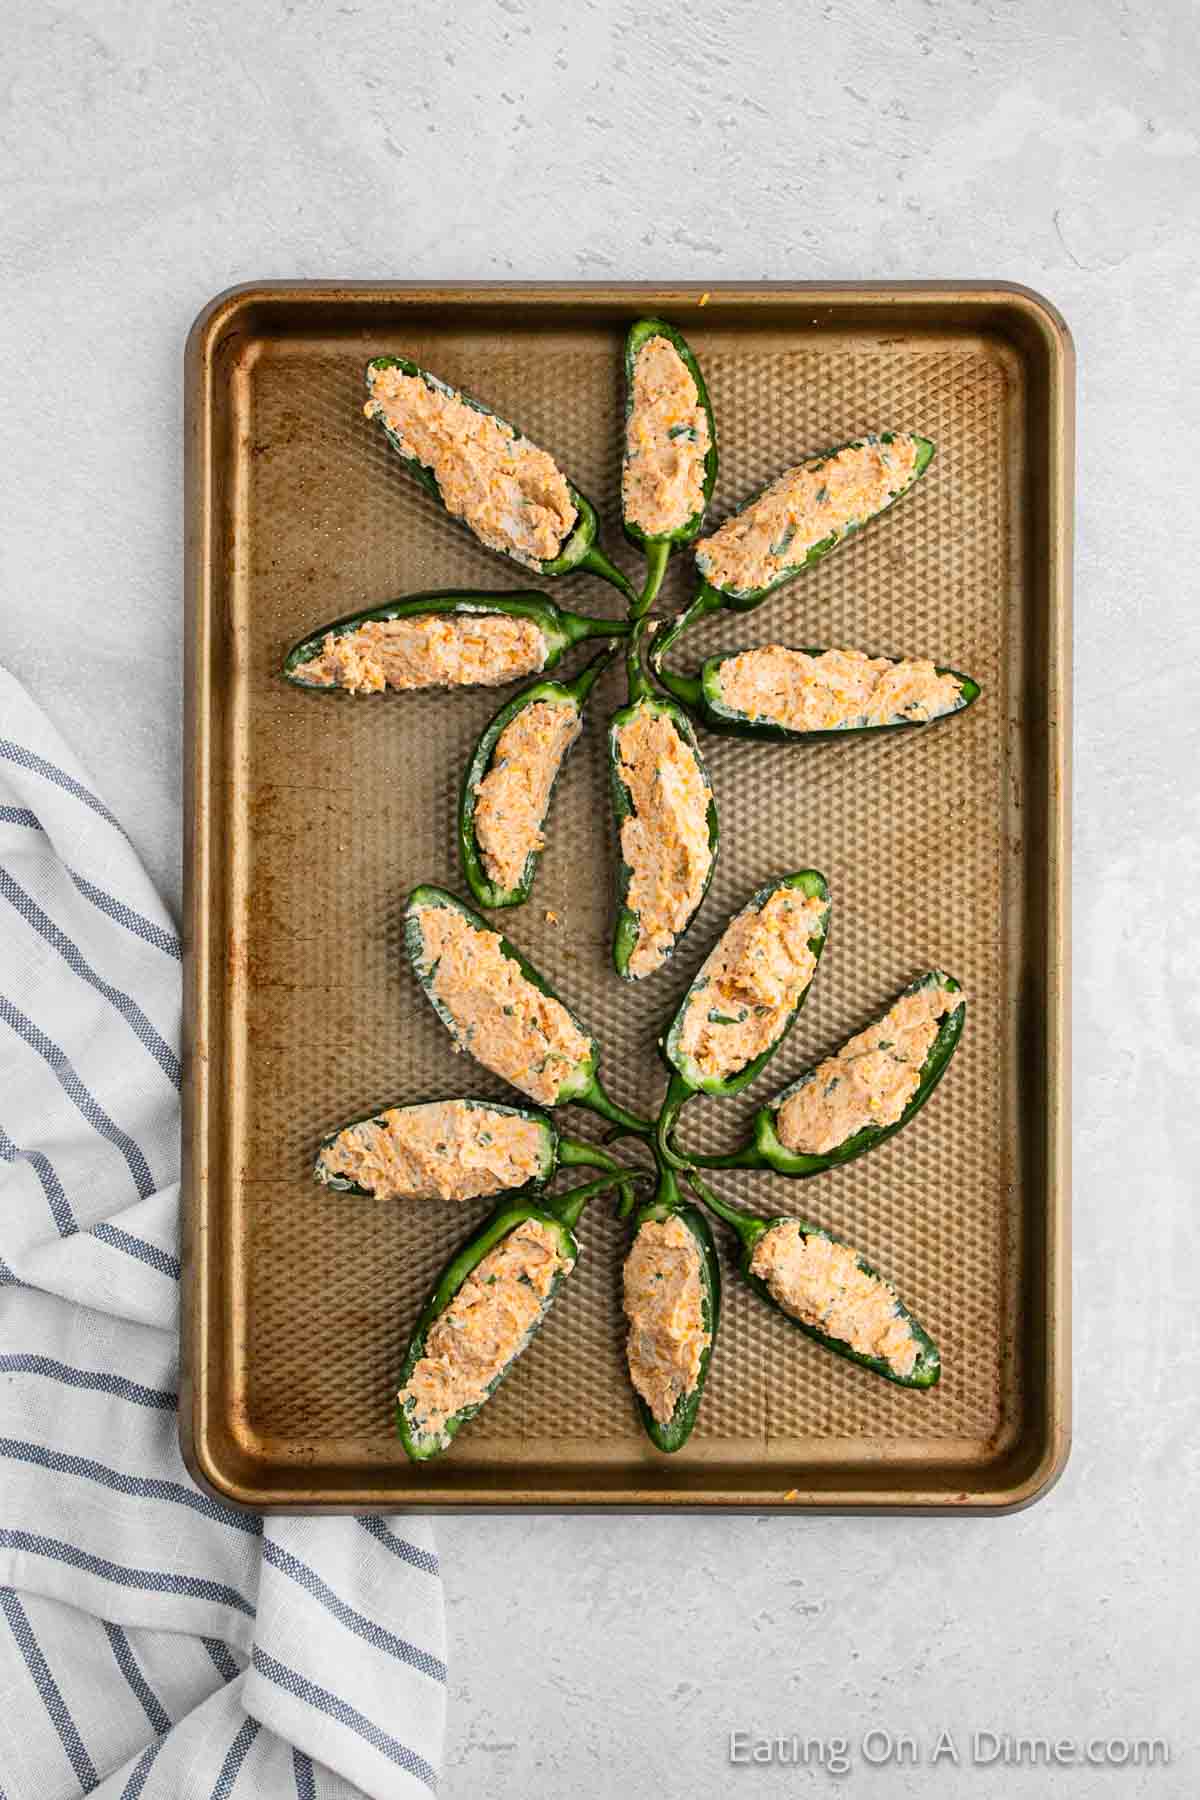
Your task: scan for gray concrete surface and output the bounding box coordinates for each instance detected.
[4,0,1198,1793]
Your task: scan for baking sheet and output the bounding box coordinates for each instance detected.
[182,283,1071,1509]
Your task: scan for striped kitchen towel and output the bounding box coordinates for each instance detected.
[0,667,446,1799]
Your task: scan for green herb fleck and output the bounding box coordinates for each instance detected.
[708,1009,747,1026]
[815,485,828,504]
[667,424,698,441]
[770,522,798,558]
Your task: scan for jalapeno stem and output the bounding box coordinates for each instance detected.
[559,607,634,647]
[579,546,639,608]
[684,1170,768,1255]
[631,539,672,620]
[563,640,622,703]
[577,1077,654,1139]
[624,613,657,707]
[655,1069,697,1172]
[647,583,724,673]
[557,1135,622,1174]
[543,1169,646,1231]
[678,1137,765,1171]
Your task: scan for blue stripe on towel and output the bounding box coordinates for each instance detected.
[0,1439,262,1536]
[0,867,181,1087]
[0,1586,100,1792]
[262,1539,446,1683]
[203,1638,243,1685]
[0,1353,177,1410]
[90,1221,182,1280]
[0,995,156,1198]
[293,1748,317,1799]
[103,1621,173,1736]
[120,1738,164,1800]
[357,1514,440,1578]
[0,1122,75,1236]
[0,1529,256,1618]
[69,869,181,960]
[211,1716,261,1798]
[0,739,128,840]
[252,1647,437,1791]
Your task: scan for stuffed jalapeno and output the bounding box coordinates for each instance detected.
[459,643,617,911]
[654,643,980,742]
[648,432,935,672]
[621,318,718,614]
[404,885,652,1135]
[622,1165,720,1454]
[364,355,635,600]
[396,1170,645,1461]
[688,1174,940,1389]
[683,973,966,1178]
[315,1096,625,1203]
[283,591,628,696]
[608,620,719,980]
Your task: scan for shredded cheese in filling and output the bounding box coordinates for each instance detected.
[715,646,965,732]
[291,613,546,694]
[677,887,828,1083]
[474,700,581,893]
[623,1214,710,1425]
[695,434,922,594]
[775,982,963,1156]
[412,904,592,1107]
[616,707,714,978]
[316,1100,547,1202]
[365,364,577,567]
[622,335,710,536]
[398,1218,570,1445]
[749,1222,919,1378]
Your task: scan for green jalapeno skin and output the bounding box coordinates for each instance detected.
[608,696,720,982]
[653,871,830,1172]
[396,1171,643,1462]
[459,643,619,911]
[313,1095,624,1198]
[623,1167,721,1454]
[686,1175,940,1390]
[607,615,720,980]
[683,973,966,1176]
[655,645,981,742]
[365,356,636,601]
[283,590,629,691]
[403,884,653,1138]
[620,318,719,556]
[694,432,936,612]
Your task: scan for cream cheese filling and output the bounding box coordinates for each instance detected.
[749,1222,918,1378]
[615,707,713,978]
[623,1214,709,1425]
[474,700,581,892]
[715,645,964,732]
[398,1218,570,1445]
[366,364,576,567]
[775,982,963,1156]
[412,904,592,1107]
[291,612,546,695]
[677,887,828,1083]
[696,434,921,594]
[622,335,710,537]
[316,1100,546,1202]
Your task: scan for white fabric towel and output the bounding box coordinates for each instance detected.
[0,668,446,1799]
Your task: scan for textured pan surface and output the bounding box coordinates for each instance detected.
[182,284,1071,1510]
